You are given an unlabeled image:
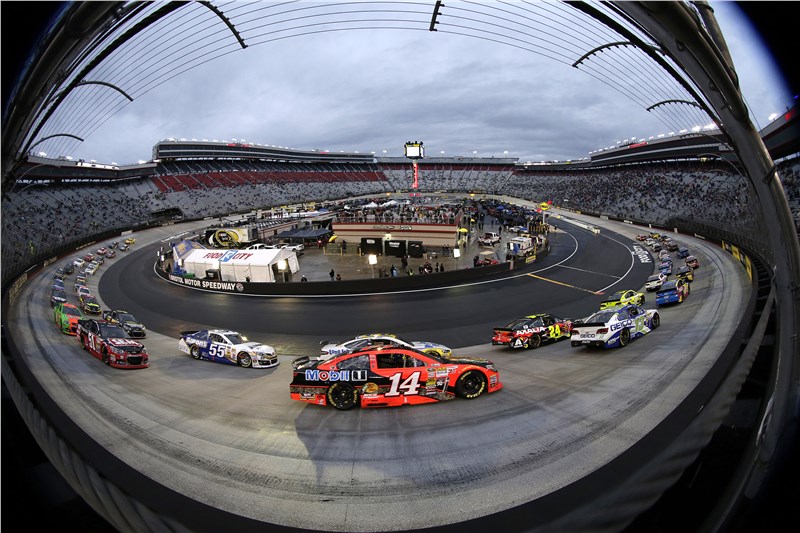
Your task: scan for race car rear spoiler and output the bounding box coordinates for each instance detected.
[180,330,199,336]
[572,321,606,328]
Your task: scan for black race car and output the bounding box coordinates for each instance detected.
[102,309,147,338]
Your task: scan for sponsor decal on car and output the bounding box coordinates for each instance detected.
[304,369,368,381]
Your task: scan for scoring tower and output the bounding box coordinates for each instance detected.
[403,140,424,191]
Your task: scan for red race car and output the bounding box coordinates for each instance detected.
[492,313,572,349]
[76,318,149,369]
[290,346,502,410]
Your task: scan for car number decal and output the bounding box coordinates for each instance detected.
[385,372,422,397]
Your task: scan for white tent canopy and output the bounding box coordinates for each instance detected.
[178,248,299,282]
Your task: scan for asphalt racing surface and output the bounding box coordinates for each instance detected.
[9,211,752,532]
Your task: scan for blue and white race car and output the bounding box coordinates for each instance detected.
[319,333,452,359]
[178,329,279,368]
[570,304,660,349]
[292,333,453,370]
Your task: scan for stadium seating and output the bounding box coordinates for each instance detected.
[3,156,798,284]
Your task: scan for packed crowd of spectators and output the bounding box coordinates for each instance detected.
[3,156,798,286]
[502,161,766,231]
[380,164,516,192]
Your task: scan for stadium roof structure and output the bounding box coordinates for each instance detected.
[0,1,750,189]
[153,139,376,164]
[273,227,332,240]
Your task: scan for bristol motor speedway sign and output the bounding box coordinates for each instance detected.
[168,274,245,292]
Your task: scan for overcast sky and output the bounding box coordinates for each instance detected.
[62,1,795,166]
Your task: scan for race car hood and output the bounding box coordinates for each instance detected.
[237,341,275,355]
[443,355,493,367]
[411,341,448,350]
[122,321,145,329]
[107,337,146,352]
[320,343,340,354]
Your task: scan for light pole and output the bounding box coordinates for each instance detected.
[369,254,377,278]
[277,259,287,282]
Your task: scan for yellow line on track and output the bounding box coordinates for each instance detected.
[526,273,604,295]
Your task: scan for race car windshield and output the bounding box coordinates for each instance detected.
[506,317,543,329]
[99,324,130,338]
[647,275,661,282]
[607,292,625,300]
[586,310,616,323]
[117,313,136,322]
[65,307,81,317]
[223,333,244,344]
[344,339,372,350]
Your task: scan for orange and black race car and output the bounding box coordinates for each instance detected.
[290,346,502,410]
[492,313,572,349]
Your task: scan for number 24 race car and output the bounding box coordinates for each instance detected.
[492,313,572,349]
[291,346,502,410]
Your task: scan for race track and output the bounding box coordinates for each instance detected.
[7,211,752,532]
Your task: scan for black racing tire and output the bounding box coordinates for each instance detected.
[652,313,660,329]
[619,328,631,347]
[639,295,645,305]
[191,345,201,360]
[455,371,487,399]
[101,347,110,365]
[237,352,253,368]
[327,383,359,410]
[529,334,542,349]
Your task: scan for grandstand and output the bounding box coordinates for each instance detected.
[4,144,797,288]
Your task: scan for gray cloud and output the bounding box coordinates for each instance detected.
[70,2,792,165]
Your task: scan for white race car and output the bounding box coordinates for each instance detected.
[645,272,667,291]
[178,329,278,368]
[291,333,453,370]
[571,304,660,349]
[320,333,452,358]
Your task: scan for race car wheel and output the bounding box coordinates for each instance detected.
[652,313,660,329]
[528,334,542,349]
[327,383,359,410]
[101,348,110,365]
[237,353,253,368]
[619,328,631,347]
[456,371,487,399]
[191,346,201,360]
